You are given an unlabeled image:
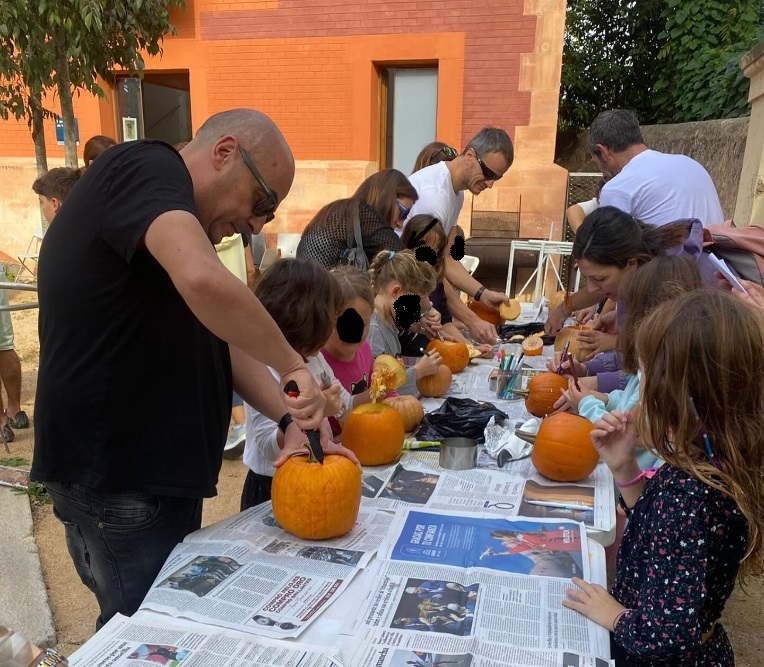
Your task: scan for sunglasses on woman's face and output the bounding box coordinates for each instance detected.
[473,149,502,182]
[397,200,411,221]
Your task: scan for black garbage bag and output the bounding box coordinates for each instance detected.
[497,322,555,346]
[415,397,508,444]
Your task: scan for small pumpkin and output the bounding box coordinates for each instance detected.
[426,339,470,373]
[342,402,405,465]
[553,326,587,362]
[271,444,361,540]
[417,364,453,398]
[498,299,521,321]
[383,395,424,432]
[531,412,598,482]
[521,336,543,356]
[523,372,568,417]
[468,299,503,326]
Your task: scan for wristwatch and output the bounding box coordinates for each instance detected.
[35,649,69,667]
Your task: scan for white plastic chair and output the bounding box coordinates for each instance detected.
[460,254,480,275]
[259,248,280,272]
[277,233,301,259]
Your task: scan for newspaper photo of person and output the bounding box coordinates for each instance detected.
[388,649,473,666]
[251,615,300,631]
[519,480,595,526]
[379,465,440,504]
[126,643,190,665]
[157,556,241,597]
[390,579,478,636]
[361,474,385,498]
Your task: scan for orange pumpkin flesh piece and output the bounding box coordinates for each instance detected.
[416,364,453,398]
[383,395,424,432]
[498,299,521,321]
[524,372,568,417]
[341,402,405,466]
[531,412,598,482]
[521,336,543,356]
[425,339,469,373]
[271,447,361,540]
[468,299,503,326]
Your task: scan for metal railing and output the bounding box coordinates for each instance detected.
[0,282,38,311]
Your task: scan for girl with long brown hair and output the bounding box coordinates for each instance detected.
[564,290,764,666]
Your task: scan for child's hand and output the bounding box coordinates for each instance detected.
[322,382,345,420]
[592,309,618,334]
[420,307,442,338]
[563,578,627,632]
[552,376,597,412]
[591,410,638,474]
[545,352,586,377]
[415,351,442,379]
[576,329,617,361]
[558,376,593,412]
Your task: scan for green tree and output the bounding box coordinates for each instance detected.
[559,0,664,132]
[654,0,764,122]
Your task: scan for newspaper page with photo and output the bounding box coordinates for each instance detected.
[139,538,361,639]
[183,503,394,569]
[359,458,614,538]
[345,509,611,660]
[345,628,614,667]
[68,610,344,667]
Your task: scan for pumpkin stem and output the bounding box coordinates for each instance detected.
[514,429,537,444]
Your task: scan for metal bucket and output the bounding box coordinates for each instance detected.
[439,437,478,470]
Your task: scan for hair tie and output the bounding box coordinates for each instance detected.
[388,251,396,260]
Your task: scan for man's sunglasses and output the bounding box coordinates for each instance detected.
[238,146,278,222]
[397,200,411,221]
[435,145,458,160]
[473,149,502,182]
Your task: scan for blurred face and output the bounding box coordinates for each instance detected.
[38,195,59,223]
[577,257,637,301]
[323,297,373,362]
[466,149,510,195]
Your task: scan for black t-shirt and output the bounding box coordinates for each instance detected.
[31,140,232,497]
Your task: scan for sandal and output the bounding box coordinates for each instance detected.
[6,411,29,429]
[1,423,14,443]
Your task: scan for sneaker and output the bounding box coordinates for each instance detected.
[223,423,246,460]
[6,411,29,429]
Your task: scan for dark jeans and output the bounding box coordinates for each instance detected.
[45,482,202,630]
[240,470,273,510]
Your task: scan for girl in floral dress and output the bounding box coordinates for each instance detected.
[563,290,764,666]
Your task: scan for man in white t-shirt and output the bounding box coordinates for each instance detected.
[404,127,514,344]
[588,109,723,227]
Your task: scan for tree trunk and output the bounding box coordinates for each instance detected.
[56,47,78,168]
[30,86,50,233]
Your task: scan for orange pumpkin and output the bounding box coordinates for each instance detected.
[468,299,503,326]
[342,402,405,465]
[554,326,587,361]
[521,336,543,356]
[523,372,568,417]
[383,395,424,432]
[426,339,470,373]
[416,364,453,398]
[371,354,408,399]
[271,444,361,540]
[531,413,598,482]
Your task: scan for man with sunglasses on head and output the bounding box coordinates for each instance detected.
[31,109,345,630]
[404,127,515,345]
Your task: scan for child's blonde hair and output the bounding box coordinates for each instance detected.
[330,265,374,310]
[368,249,436,297]
[635,290,764,581]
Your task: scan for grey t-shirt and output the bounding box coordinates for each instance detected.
[368,312,418,396]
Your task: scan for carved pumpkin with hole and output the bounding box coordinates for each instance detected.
[342,402,405,465]
[523,372,568,417]
[468,299,503,326]
[531,413,598,482]
[426,339,469,374]
[521,335,544,356]
[383,395,424,432]
[416,364,453,398]
[271,444,361,539]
